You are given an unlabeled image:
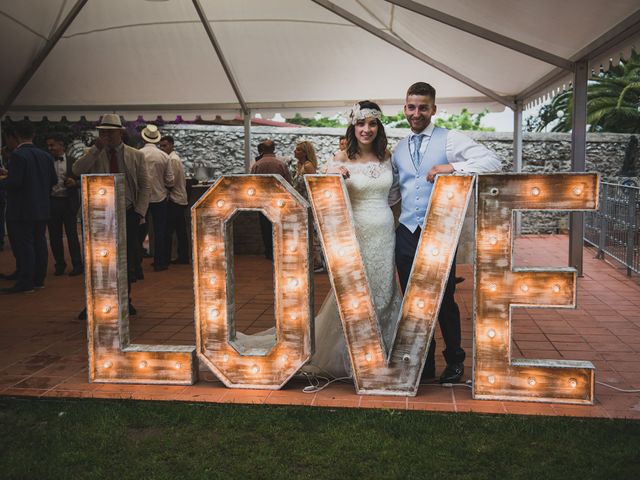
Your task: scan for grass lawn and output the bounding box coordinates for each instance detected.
[1,397,638,479]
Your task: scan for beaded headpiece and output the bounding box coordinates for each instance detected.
[348,103,382,125]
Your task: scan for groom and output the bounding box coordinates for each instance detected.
[390,82,502,383]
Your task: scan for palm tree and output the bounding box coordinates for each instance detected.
[528,50,640,133]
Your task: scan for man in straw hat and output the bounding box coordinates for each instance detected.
[139,124,173,272]
[73,113,150,315]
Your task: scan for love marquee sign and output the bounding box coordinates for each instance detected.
[81,172,598,404]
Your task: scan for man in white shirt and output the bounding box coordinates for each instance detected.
[140,125,174,272]
[390,82,502,383]
[159,135,189,265]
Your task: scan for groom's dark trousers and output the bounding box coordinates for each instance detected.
[395,224,465,373]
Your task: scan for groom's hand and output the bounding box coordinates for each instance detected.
[426,164,454,183]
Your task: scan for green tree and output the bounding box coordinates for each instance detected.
[434,108,495,131]
[285,113,343,128]
[527,49,640,133]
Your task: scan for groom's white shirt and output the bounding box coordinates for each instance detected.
[389,122,502,231]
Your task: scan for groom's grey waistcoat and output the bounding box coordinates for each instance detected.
[394,126,449,232]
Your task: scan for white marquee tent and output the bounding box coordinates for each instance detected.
[1,0,639,271]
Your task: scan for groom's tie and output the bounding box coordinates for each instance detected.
[411,134,424,169]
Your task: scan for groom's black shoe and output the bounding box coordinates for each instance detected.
[439,362,464,384]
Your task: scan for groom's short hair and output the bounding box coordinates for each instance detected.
[406,82,436,100]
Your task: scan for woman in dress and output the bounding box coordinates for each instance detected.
[309,100,402,378]
[236,101,402,381]
[291,141,325,272]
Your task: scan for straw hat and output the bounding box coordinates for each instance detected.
[141,124,161,143]
[96,113,124,130]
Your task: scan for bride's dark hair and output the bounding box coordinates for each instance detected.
[346,100,388,161]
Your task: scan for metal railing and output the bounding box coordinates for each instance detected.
[584,181,639,276]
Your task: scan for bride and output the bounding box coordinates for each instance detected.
[238,101,402,380]
[305,100,402,378]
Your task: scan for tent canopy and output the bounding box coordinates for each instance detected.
[1,0,639,120]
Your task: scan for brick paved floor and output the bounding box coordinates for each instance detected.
[1,235,639,418]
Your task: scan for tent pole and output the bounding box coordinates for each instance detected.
[244,110,251,173]
[192,0,248,116]
[569,60,588,276]
[513,100,523,235]
[0,0,88,117]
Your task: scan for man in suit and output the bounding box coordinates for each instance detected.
[45,133,83,276]
[73,114,150,314]
[390,82,502,383]
[0,120,57,294]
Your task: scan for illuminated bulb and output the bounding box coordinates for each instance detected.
[280,354,289,363]
[531,187,541,196]
[431,248,439,256]
[402,354,411,363]
[222,354,229,362]
[100,248,109,257]
[572,186,583,196]
[528,377,536,386]
[552,284,561,293]
[337,248,346,257]
[520,284,529,293]
[487,375,496,384]
[364,353,372,362]
[291,312,298,320]
[209,276,217,285]
[323,190,331,198]
[489,236,498,245]
[139,361,148,369]
[207,245,217,253]
[102,304,112,314]
[175,362,182,369]
[569,378,578,388]
[351,300,360,309]
[103,360,113,369]
[247,188,255,196]
[209,308,220,319]
[488,283,497,292]
[417,300,425,309]
[487,328,496,339]
[289,278,299,288]
[216,199,225,208]
[288,245,297,252]
[251,364,260,374]
[277,199,285,207]
[98,188,107,196]
[446,191,454,200]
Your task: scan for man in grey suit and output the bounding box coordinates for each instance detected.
[73,114,150,314]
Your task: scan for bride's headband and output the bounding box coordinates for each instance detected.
[348,103,382,125]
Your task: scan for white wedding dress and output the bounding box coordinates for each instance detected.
[237,160,402,378]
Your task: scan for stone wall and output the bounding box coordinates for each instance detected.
[161,125,637,236]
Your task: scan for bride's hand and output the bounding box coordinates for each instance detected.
[337,166,350,179]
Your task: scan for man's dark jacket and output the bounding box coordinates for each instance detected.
[0,144,57,221]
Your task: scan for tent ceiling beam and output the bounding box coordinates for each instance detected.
[0,0,88,118]
[384,0,574,71]
[311,0,514,109]
[191,0,248,115]
[516,9,640,104]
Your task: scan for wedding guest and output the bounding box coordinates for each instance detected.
[140,125,174,271]
[292,141,324,272]
[390,82,502,383]
[159,135,189,264]
[250,140,291,260]
[0,120,57,294]
[73,114,150,315]
[339,135,347,152]
[45,133,83,276]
